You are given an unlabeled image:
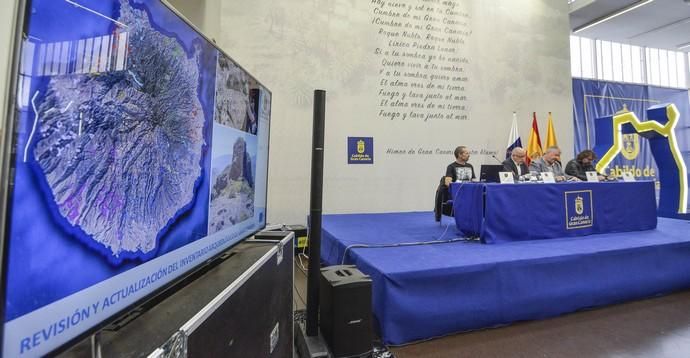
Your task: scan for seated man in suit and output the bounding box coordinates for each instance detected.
[444,146,475,186]
[565,149,606,181]
[529,146,577,182]
[502,147,528,180]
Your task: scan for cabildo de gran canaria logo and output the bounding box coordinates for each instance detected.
[575,196,584,215]
[617,104,640,161]
[621,133,639,160]
[565,190,593,229]
[348,137,374,164]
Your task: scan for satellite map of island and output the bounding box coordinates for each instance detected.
[31,1,206,261]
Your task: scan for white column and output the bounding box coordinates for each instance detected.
[0,0,21,147]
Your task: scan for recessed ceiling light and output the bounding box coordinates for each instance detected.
[573,0,655,34]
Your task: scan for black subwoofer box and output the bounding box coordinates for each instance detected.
[319,265,373,357]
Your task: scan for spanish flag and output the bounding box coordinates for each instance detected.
[526,112,542,165]
[546,112,558,148]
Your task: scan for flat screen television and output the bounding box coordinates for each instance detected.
[0,1,271,356]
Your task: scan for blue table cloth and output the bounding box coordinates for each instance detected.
[450,181,657,244]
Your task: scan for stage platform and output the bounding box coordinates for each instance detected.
[320,212,690,345]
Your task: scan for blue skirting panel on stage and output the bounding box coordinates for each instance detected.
[321,212,690,345]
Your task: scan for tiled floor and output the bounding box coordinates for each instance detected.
[294,260,690,358]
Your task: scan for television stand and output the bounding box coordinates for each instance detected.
[58,233,294,357]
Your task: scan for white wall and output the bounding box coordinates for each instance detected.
[0,0,20,149]
[166,0,220,43]
[172,0,572,225]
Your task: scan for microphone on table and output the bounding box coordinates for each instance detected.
[491,155,503,164]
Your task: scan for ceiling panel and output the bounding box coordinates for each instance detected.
[570,0,690,52]
[570,0,639,28]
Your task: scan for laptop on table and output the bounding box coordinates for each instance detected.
[479,164,503,183]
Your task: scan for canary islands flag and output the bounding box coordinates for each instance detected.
[506,112,522,159]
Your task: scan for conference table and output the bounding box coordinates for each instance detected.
[449,181,657,244]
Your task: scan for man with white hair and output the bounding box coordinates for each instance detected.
[529,146,577,182]
[501,147,529,180]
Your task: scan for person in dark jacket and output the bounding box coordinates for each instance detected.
[565,149,606,181]
[502,147,529,180]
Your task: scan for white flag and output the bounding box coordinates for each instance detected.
[506,112,522,159]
